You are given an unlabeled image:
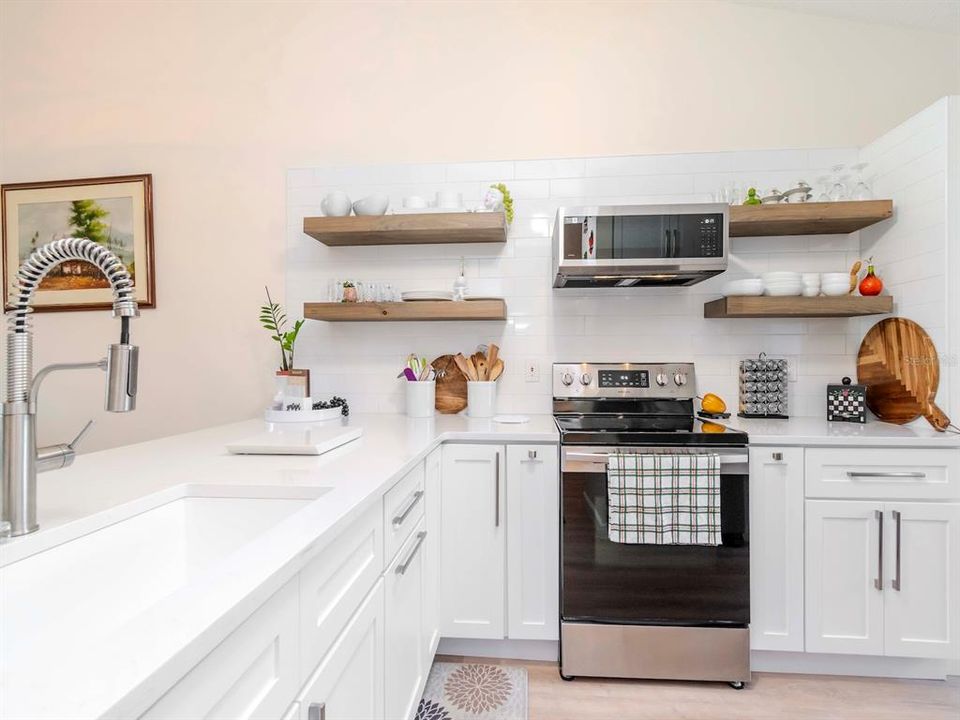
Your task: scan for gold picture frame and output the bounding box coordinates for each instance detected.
[1,174,155,311]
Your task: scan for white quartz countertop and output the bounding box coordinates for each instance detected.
[727,415,960,447]
[0,413,558,720]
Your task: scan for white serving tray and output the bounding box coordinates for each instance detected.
[227,423,362,455]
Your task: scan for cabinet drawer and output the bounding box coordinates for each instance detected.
[141,577,299,720]
[805,448,960,500]
[300,501,383,677]
[383,462,425,566]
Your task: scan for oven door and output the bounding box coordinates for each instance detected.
[561,445,749,627]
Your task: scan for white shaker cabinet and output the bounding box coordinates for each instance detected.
[440,444,506,639]
[422,447,443,661]
[506,444,559,641]
[297,580,385,720]
[385,520,428,720]
[805,500,886,656]
[749,447,804,652]
[883,502,960,659]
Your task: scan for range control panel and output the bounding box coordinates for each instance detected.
[552,362,697,399]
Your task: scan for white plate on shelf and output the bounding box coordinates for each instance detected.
[721,279,764,297]
[392,207,466,214]
[401,291,454,301]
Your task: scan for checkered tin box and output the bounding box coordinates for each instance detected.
[826,377,867,424]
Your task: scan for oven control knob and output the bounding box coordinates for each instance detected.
[580,373,592,386]
[560,371,574,386]
[655,372,668,386]
[673,372,687,386]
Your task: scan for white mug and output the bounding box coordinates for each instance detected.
[435,190,462,209]
[403,195,427,209]
[321,191,352,217]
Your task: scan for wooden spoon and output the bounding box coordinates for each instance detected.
[464,355,479,381]
[487,343,499,368]
[475,356,489,382]
[488,358,504,381]
[453,353,472,380]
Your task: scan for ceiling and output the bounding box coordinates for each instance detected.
[730,0,960,34]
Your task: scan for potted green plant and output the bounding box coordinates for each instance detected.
[260,287,309,405]
[342,280,358,303]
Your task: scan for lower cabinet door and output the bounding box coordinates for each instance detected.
[506,444,559,641]
[749,447,804,652]
[298,580,385,720]
[439,444,506,639]
[805,499,885,655]
[141,577,300,720]
[422,447,443,663]
[883,502,960,659]
[385,520,427,720]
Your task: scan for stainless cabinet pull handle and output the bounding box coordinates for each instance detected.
[392,489,424,528]
[847,471,926,479]
[892,510,902,591]
[529,449,538,460]
[495,451,501,527]
[395,531,427,576]
[874,510,884,590]
[308,702,326,720]
[772,452,783,461]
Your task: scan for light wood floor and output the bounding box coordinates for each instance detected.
[437,655,960,720]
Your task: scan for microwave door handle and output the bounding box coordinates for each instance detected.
[671,229,678,257]
[662,228,669,256]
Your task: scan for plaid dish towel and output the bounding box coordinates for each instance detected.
[607,452,721,545]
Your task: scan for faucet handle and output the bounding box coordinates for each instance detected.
[70,420,95,450]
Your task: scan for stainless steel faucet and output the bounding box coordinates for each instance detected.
[1,238,139,537]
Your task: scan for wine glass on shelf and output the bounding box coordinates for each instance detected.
[850,163,873,201]
[828,164,849,202]
[816,176,831,203]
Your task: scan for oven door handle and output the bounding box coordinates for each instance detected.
[564,451,747,466]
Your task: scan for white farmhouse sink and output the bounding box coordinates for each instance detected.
[0,485,327,664]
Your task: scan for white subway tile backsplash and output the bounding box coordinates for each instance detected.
[286,120,950,416]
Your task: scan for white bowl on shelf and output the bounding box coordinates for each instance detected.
[764,283,803,297]
[820,272,849,284]
[822,284,850,297]
[721,279,764,297]
[352,194,390,216]
[761,271,802,285]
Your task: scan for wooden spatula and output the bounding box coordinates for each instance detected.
[488,358,504,381]
[453,353,472,380]
[487,343,499,368]
[464,355,479,381]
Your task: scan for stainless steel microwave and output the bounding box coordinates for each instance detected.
[551,203,729,288]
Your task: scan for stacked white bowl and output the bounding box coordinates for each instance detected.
[761,271,802,297]
[821,272,849,297]
[801,272,821,297]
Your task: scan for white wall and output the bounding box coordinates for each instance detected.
[2,1,958,449]
[287,148,863,417]
[859,97,956,419]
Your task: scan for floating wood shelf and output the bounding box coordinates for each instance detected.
[303,212,507,246]
[704,295,893,319]
[729,200,892,237]
[304,300,507,322]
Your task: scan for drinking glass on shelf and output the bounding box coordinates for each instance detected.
[850,163,873,200]
[828,164,849,201]
[328,279,343,303]
[815,176,831,202]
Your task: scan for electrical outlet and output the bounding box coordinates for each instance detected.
[525,359,540,383]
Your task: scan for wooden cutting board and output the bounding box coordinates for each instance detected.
[856,318,950,431]
[431,354,467,414]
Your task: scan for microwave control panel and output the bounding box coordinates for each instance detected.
[699,216,722,257]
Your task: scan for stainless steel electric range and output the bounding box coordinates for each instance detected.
[553,362,751,689]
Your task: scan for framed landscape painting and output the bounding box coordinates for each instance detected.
[1,174,155,311]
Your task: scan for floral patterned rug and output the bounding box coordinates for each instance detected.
[416,662,528,720]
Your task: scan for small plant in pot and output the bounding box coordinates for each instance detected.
[342,281,358,303]
[260,287,309,406]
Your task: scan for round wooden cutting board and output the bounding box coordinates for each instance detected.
[856,318,950,431]
[431,354,467,414]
